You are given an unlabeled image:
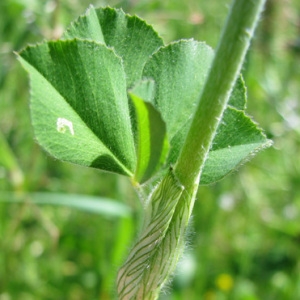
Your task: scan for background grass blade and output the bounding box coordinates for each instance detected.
[0,192,131,217]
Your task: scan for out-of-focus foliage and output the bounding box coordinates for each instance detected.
[0,0,299,299]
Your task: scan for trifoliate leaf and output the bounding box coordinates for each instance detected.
[18,7,271,185]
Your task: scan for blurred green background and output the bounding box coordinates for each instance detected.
[1,0,300,299]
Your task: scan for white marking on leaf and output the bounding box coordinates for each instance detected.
[56,118,74,135]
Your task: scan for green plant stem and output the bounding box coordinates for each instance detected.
[117,1,266,299]
[175,0,266,193]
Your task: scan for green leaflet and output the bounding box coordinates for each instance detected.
[201,106,271,184]
[129,89,169,184]
[64,5,164,88]
[18,40,136,176]
[143,40,214,139]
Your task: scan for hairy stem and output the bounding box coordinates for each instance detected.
[175,0,266,193]
[117,170,185,299]
[117,0,266,298]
